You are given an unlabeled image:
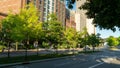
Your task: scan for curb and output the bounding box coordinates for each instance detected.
[0,55,75,68]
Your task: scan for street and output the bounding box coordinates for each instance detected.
[5,49,120,68]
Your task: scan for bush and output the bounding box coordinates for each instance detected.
[28,44,35,49]
[57,44,67,49]
[42,42,50,48]
[0,45,6,50]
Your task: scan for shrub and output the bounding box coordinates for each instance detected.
[0,45,6,50]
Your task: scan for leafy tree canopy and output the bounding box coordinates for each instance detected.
[80,0,120,31]
[68,0,120,31]
[107,36,119,47]
[66,0,75,9]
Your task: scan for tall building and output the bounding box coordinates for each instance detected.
[66,9,76,30]
[0,0,26,19]
[39,0,55,22]
[55,0,66,26]
[39,0,66,26]
[75,0,95,34]
[0,0,66,26]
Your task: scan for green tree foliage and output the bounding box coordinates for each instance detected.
[67,0,120,31]
[47,13,64,49]
[107,36,119,47]
[88,34,100,51]
[1,14,25,51]
[81,27,89,47]
[0,20,2,32]
[64,27,77,48]
[76,32,84,48]
[66,0,75,9]
[19,3,40,45]
[1,13,24,57]
[1,3,41,50]
[117,36,120,45]
[80,0,120,31]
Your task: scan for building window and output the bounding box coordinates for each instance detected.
[39,0,42,4]
[44,8,46,11]
[48,0,50,4]
[27,0,31,4]
[34,0,36,7]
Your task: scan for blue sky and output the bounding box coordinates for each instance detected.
[70,2,120,38]
[96,27,120,38]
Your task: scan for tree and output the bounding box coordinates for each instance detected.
[19,3,41,59]
[107,36,119,47]
[88,34,100,51]
[1,13,25,57]
[66,0,75,9]
[80,0,120,31]
[81,27,89,52]
[67,0,120,31]
[46,13,64,52]
[0,20,2,32]
[64,27,77,54]
[117,36,120,45]
[32,22,43,55]
[76,32,83,48]
[8,14,24,51]
[1,3,41,59]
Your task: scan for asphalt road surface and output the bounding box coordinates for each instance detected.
[5,49,120,68]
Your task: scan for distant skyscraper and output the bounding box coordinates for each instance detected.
[75,0,95,34]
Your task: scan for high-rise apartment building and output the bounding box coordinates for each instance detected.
[39,0,66,26]
[39,0,55,22]
[55,0,66,26]
[66,9,76,30]
[75,0,95,34]
[0,0,66,26]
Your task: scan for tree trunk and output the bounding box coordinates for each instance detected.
[73,47,75,54]
[93,45,95,52]
[54,44,58,54]
[85,45,87,52]
[25,40,29,61]
[15,42,18,51]
[36,41,39,56]
[7,41,10,58]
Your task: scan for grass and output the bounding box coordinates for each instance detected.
[0,53,73,64]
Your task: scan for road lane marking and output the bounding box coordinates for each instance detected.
[88,62,104,68]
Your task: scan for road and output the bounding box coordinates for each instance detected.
[5,49,120,68]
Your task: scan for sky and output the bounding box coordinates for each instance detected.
[69,2,120,38]
[96,27,120,38]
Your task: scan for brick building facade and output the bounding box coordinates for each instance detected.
[0,0,26,19]
[66,9,76,30]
